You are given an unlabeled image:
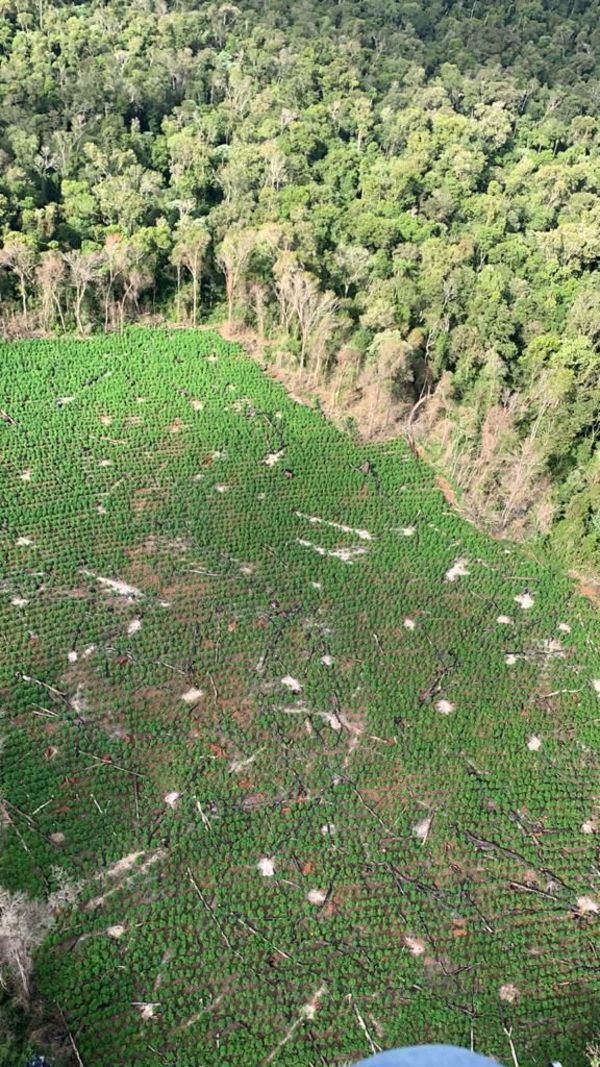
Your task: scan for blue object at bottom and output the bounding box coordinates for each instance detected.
[354,1045,502,1067]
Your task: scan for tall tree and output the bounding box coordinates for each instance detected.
[0,237,37,326]
[217,228,257,328]
[63,249,100,335]
[171,220,211,327]
[36,251,66,331]
[274,256,339,376]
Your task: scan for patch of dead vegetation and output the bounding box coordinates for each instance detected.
[434,474,460,512]
[86,849,166,911]
[570,571,600,608]
[132,486,162,515]
[0,873,81,1002]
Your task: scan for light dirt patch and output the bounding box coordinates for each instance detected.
[86,850,166,911]
[106,852,145,879]
[81,570,143,600]
[70,685,88,714]
[143,535,191,555]
[307,889,327,905]
[404,936,425,957]
[445,558,469,582]
[537,638,565,660]
[136,1003,160,1020]
[264,450,284,467]
[577,895,599,915]
[295,511,372,541]
[413,816,433,842]
[499,984,519,1003]
[296,538,369,564]
[281,675,302,693]
[302,984,327,1020]
[182,687,203,705]
[514,591,535,610]
[435,699,454,715]
[229,753,260,774]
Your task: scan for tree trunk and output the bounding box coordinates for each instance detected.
[368,380,380,437]
[19,276,28,326]
[406,390,430,446]
[256,301,265,338]
[299,328,308,373]
[226,275,234,328]
[104,271,114,332]
[191,269,198,327]
[176,263,182,322]
[52,292,66,331]
[75,287,84,334]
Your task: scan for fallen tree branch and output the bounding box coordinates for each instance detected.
[187,866,234,951]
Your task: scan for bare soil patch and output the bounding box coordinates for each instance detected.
[570,571,600,608]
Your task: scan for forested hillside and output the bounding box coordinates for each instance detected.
[1,0,600,569]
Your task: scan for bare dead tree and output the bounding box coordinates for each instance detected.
[217,227,257,328]
[36,250,66,331]
[0,873,80,1004]
[249,281,268,338]
[330,345,362,409]
[171,219,211,326]
[0,238,37,326]
[275,257,339,375]
[361,329,412,435]
[63,249,100,334]
[100,234,128,331]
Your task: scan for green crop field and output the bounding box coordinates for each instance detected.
[0,328,598,1067]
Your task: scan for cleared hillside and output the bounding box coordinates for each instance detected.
[0,329,598,1067]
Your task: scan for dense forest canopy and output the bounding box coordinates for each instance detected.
[1,0,599,569]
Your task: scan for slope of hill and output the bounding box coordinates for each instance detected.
[0,329,599,1066]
